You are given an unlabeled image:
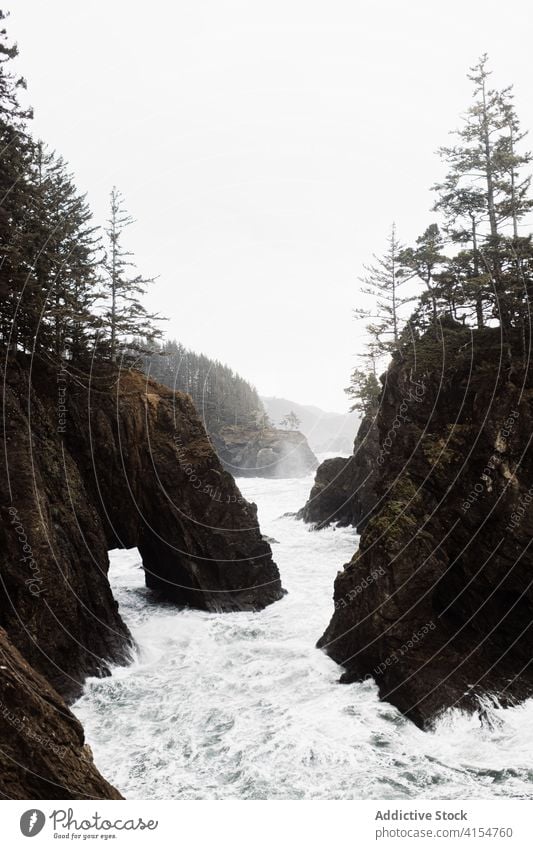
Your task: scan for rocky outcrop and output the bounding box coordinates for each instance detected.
[1,355,284,797]
[298,410,379,529]
[319,326,533,728]
[1,358,132,701]
[0,627,121,799]
[214,425,318,478]
[67,367,285,611]
[261,396,358,454]
[1,356,283,701]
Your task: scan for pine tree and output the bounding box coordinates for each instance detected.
[433,55,532,331]
[496,87,532,239]
[433,178,488,327]
[433,56,504,246]
[398,224,447,327]
[280,411,300,430]
[102,187,163,362]
[345,367,381,415]
[142,339,264,432]
[355,224,413,354]
[434,56,505,252]
[0,10,34,354]
[24,144,102,358]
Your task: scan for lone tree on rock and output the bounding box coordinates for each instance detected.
[102,187,163,362]
[280,411,301,431]
[355,223,413,355]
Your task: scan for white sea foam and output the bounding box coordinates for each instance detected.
[73,472,533,799]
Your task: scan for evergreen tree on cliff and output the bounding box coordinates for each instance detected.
[143,340,264,433]
[0,13,103,360]
[102,187,163,362]
[355,223,413,354]
[433,54,533,332]
[398,224,448,329]
[497,88,533,239]
[280,411,301,430]
[345,367,381,415]
[25,144,102,357]
[0,9,34,353]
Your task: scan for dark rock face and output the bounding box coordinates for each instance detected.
[1,359,283,697]
[0,627,121,799]
[0,359,132,701]
[298,410,379,529]
[214,425,318,478]
[64,369,284,612]
[319,327,533,728]
[1,356,284,797]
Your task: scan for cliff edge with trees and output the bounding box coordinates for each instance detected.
[318,55,533,726]
[0,11,283,798]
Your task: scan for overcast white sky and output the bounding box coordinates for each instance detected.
[9,1,533,410]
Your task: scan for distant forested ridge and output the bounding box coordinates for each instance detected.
[142,342,318,478]
[143,340,265,433]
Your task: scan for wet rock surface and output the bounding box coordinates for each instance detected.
[64,368,284,612]
[298,410,379,529]
[214,425,318,478]
[0,356,284,796]
[0,358,132,701]
[0,627,122,799]
[319,327,533,727]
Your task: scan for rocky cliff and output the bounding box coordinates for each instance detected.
[298,410,378,529]
[319,326,533,728]
[1,358,132,702]
[0,627,121,799]
[63,366,284,612]
[214,425,318,478]
[1,354,283,796]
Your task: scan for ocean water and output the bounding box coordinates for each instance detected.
[74,473,533,800]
